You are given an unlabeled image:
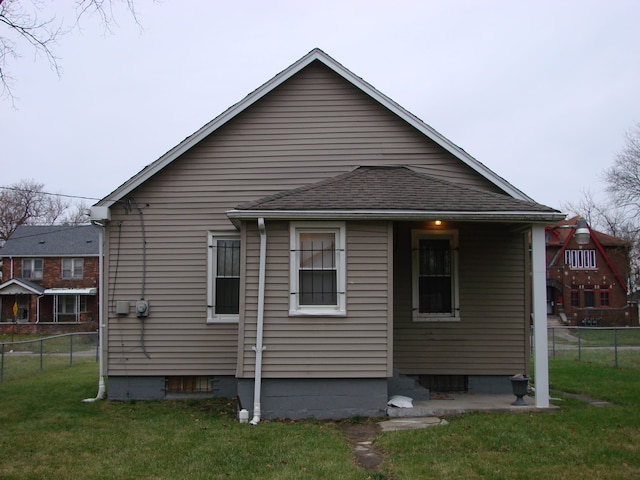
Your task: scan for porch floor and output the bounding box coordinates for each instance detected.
[386,393,554,418]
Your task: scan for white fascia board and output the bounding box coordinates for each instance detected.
[226,209,565,223]
[100,51,325,206]
[100,49,533,206]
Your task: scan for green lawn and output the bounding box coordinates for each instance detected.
[1,360,639,479]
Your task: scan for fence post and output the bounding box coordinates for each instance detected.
[578,328,582,362]
[614,328,619,368]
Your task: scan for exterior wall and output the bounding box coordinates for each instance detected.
[102,62,500,380]
[393,222,529,376]
[237,220,392,379]
[108,375,237,401]
[237,378,387,420]
[546,238,637,326]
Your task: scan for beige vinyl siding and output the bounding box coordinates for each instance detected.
[393,223,528,375]
[237,221,392,379]
[104,61,506,377]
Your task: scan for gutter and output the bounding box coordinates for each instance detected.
[250,218,267,425]
[226,209,565,226]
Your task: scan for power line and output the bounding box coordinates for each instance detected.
[0,185,102,202]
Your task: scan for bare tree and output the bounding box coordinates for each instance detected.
[0,179,93,243]
[1,0,142,101]
[605,122,640,215]
[59,201,90,225]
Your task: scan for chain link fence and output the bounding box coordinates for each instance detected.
[546,326,640,368]
[0,331,99,383]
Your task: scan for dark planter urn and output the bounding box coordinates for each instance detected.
[510,375,530,406]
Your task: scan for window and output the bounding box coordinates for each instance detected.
[584,285,595,308]
[22,259,43,280]
[565,249,597,269]
[207,233,240,322]
[57,295,87,314]
[62,258,84,279]
[599,286,610,307]
[412,230,459,321]
[53,295,87,322]
[570,286,579,307]
[166,376,213,394]
[290,222,346,316]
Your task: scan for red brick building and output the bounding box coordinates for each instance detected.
[546,217,637,326]
[0,225,99,334]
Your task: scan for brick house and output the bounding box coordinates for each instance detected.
[0,225,100,334]
[546,216,638,326]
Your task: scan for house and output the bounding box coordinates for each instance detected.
[91,49,563,419]
[546,217,638,326]
[0,225,100,334]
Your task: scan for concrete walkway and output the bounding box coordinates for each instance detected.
[386,393,552,419]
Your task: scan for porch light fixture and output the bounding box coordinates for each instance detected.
[434,220,442,226]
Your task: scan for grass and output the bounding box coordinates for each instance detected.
[378,360,640,479]
[1,360,639,479]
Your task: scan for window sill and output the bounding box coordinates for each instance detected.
[207,316,239,324]
[289,309,347,317]
[412,315,460,323]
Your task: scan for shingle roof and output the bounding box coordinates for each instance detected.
[0,225,99,257]
[234,166,559,215]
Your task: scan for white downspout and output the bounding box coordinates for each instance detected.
[531,224,550,408]
[250,218,267,425]
[84,221,106,402]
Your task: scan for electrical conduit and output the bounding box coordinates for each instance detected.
[250,218,267,425]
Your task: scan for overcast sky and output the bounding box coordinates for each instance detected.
[1,0,639,212]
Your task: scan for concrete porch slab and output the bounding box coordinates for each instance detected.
[387,393,556,417]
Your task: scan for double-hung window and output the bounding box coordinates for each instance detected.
[22,259,43,280]
[62,258,84,279]
[207,232,240,323]
[290,222,346,316]
[412,230,459,321]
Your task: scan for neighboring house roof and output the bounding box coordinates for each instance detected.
[228,166,562,223]
[546,216,630,247]
[0,225,99,257]
[97,48,534,207]
[0,278,46,295]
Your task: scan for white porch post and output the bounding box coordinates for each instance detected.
[531,224,549,408]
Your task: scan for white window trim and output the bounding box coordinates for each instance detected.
[23,258,43,280]
[62,258,84,279]
[289,221,346,316]
[207,232,240,323]
[411,229,460,322]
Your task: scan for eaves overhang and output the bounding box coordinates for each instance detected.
[226,208,565,228]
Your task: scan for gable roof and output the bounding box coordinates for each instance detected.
[0,278,46,295]
[546,216,630,247]
[227,166,562,223]
[97,49,534,207]
[0,225,99,257]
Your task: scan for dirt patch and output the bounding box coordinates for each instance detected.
[338,421,384,471]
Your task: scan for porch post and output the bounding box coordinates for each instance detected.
[531,224,549,408]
